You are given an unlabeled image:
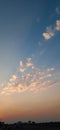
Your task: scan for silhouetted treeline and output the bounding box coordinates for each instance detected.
[0,121,60,130]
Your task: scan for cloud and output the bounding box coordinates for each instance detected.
[29,79,57,93]
[43,27,54,40]
[20,61,26,72]
[0,81,28,95]
[20,68,26,72]
[20,61,25,68]
[47,68,55,71]
[56,7,60,15]
[43,20,60,40]
[26,62,33,67]
[9,75,17,82]
[17,82,28,93]
[26,58,33,67]
[19,58,33,72]
[55,20,60,31]
[43,33,52,40]
[0,58,59,95]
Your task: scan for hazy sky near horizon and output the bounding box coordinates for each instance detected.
[0,0,60,123]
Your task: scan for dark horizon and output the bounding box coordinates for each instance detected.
[0,120,60,130]
[0,120,60,124]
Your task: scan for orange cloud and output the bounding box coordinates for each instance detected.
[56,20,60,30]
[0,58,59,95]
[43,27,54,40]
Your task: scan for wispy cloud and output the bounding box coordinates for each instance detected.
[56,7,60,15]
[20,61,26,72]
[19,58,33,72]
[26,58,33,67]
[0,58,59,95]
[47,68,55,71]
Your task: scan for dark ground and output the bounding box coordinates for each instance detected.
[0,121,60,130]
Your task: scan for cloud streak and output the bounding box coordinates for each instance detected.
[0,58,59,95]
[43,20,60,40]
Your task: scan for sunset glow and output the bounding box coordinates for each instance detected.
[0,0,60,123]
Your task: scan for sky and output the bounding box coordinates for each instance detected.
[0,0,60,123]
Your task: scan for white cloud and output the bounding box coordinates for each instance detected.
[42,20,60,40]
[20,60,26,72]
[27,58,32,62]
[20,68,26,72]
[19,58,33,72]
[20,61,25,68]
[43,27,54,40]
[32,66,35,69]
[26,58,33,67]
[43,33,52,40]
[26,62,33,67]
[47,68,55,72]
[9,75,17,82]
[56,20,60,30]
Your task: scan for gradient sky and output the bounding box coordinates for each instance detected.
[0,0,60,123]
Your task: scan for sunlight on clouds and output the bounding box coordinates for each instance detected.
[56,20,60,30]
[17,82,28,93]
[20,68,26,73]
[43,20,60,40]
[0,58,59,95]
[26,58,33,67]
[43,27,54,40]
[20,61,25,68]
[19,58,33,72]
[20,61,26,72]
[43,33,52,40]
[47,68,55,71]
[9,75,18,82]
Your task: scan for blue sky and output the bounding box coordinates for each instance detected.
[0,0,60,123]
[0,0,60,82]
